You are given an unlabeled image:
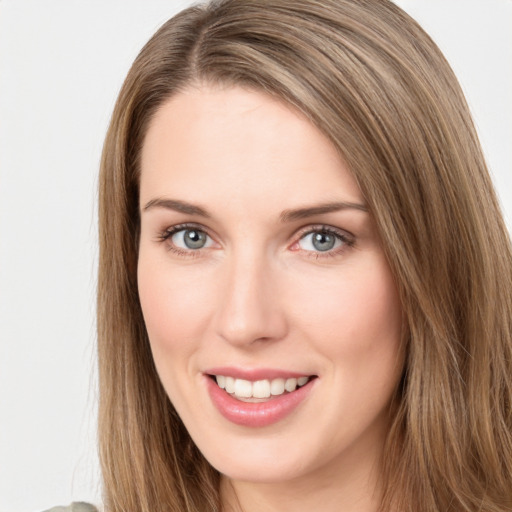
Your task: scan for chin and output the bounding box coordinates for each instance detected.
[194,430,325,484]
[213,456,310,484]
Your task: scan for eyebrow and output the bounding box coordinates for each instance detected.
[279,201,368,222]
[142,197,368,221]
[143,198,210,217]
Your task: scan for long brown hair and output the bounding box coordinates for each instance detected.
[97,1,512,510]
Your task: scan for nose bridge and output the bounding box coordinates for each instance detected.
[215,245,286,346]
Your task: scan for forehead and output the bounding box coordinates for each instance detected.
[139,85,363,210]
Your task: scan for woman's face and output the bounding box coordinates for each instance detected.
[138,85,404,487]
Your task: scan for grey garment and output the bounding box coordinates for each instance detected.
[43,503,98,512]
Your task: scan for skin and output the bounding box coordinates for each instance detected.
[138,84,404,512]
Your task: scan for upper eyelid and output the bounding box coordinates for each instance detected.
[162,222,214,238]
[294,224,354,240]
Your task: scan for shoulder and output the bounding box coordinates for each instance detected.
[42,503,98,512]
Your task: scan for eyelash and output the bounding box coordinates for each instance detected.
[156,223,212,258]
[294,225,355,259]
[156,223,355,259]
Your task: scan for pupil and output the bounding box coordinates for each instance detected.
[184,230,206,249]
[312,232,335,251]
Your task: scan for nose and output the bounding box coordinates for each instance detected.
[214,251,288,347]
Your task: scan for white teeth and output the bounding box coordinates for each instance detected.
[213,375,311,399]
[284,377,297,392]
[253,379,271,398]
[270,378,285,395]
[297,376,309,386]
[234,379,253,398]
[225,376,235,394]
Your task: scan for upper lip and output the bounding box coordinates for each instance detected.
[205,366,315,381]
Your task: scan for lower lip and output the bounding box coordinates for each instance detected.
[205,376,315,427]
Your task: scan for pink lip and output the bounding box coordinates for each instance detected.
[205,366,312,381]
[205,374,315,428]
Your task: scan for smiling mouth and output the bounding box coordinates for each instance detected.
[209,374,316,402]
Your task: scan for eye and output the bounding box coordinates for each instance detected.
[169,227,214,250]
[297,228,349,253]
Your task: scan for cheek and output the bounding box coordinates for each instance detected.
[295,257,403,432]
[137,255,214,358]
[290,255,403,395]
[293,258,401,344]
[340,267,401,350]
[137,254,222,421]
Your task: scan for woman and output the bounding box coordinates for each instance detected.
[92,0,512,511]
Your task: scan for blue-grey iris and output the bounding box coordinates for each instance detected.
[184,230,207,249]
[312,232,336,251]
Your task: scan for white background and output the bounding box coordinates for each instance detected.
[0,1,510,511]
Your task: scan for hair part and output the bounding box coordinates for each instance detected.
[97,1,512,510]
